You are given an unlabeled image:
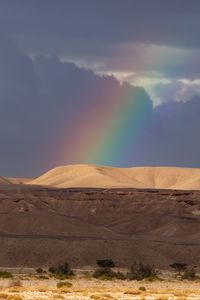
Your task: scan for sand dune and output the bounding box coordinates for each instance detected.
[29,164,200,190]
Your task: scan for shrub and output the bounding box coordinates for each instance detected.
[0,271,13,278]
[96,259,115,268]
[57,263,73,275]
[49,263,74,278]
[36,267,45,274]
[57,281,72,288]
[170,262,188,275]
[127,263,157,281]
[139,286,146,291]
[93,267,116,280]
[93,267,126,280]
[115,271,126,280]
[49,267,56,274]
[182,267,197,280]
[93,258,126,281]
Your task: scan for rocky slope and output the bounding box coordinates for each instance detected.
[0,185,200,268]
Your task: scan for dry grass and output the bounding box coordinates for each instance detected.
[7,296,23,300]
[0,276,200,299]
[0,293,8,299]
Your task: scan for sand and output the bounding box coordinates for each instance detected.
[29,164,200,190]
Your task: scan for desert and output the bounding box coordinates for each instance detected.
[1,1,200,298]
[29,164,200,190]
[1,164,200,269]
[0,267,200,300]
[1,165,200,298]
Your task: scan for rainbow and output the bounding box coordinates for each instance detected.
[58,81,152,166]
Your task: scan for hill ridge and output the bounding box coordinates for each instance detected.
[28,164,200,190]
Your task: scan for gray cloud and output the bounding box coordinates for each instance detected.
[142,79,200,104]
[131,96,200,168]
[0,36,152,176]
[0,0,199,48]
[0,1,199,96]
[0,5,200,176]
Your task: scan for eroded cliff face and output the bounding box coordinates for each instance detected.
[0,186,200,267]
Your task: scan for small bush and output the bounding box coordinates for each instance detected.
[115,271,126,280]
[96,259,115,268]
[170,262,187,275]
[182,267,197,280]
[57,281,72,288]
[139,286,146,291]
[0,271,13,278]
[49,267,56,274]
[49,263,74,278]
[57,263,73,275]
[93,267,126,280]
[93,267,115,280]
[36,267,45,274]
[127,263,157,281]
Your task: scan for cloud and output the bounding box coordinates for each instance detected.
[1,0,200,72]
[1,0,200,50]
[129,96,200,168]
[144,79,200,104]
[1,35,200,176]
[0,1,200,105]
[0,36,152,176]
[92,43,200,104]
[100,45,200,79]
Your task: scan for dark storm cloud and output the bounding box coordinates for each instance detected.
[1,36,200,176]
[131,96,200,168]
[0,36,151,176]
[0,0,200,54]
[0,1,199,82]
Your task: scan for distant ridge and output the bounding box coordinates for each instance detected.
[0,176,31,185]
[29,164,200,190]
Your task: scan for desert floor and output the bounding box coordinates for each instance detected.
[1,270,200,300]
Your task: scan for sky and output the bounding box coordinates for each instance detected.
[0,0,200,176]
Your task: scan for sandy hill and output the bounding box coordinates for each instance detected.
[29,164,200,190]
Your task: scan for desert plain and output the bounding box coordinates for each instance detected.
[1,270,200,300]
[1,164,200,298]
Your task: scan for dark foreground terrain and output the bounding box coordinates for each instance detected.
[0,185,200,268]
